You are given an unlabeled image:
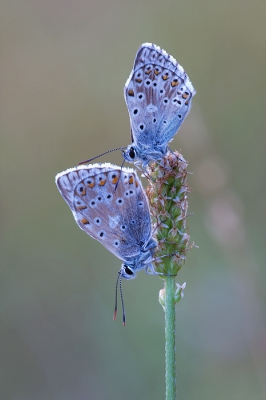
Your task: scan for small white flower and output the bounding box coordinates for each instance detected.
[174,282,186,303]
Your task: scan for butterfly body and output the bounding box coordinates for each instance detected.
[124,43,196,166]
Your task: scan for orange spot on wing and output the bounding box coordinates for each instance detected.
[129,176,134,184]
[77,205,87,211]
[81,218,90,225]
[128,89,134,96]
[79,188,86,196]
[171,79,179,87]
[135,78,142,83]
[162,74,169,80]
[86,179,95,188]
[99,179,106,186]
[145,67,152,74]
[112,176,119,184]
[182,93,189,99]
[154,69,160,75]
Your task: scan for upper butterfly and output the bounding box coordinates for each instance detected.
[123,43,196,166]
[55,163,157,281]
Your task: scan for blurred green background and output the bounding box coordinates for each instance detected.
[1,1,265,399]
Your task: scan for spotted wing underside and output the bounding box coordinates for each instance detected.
[56,164,152,262]
[124,43,196,149]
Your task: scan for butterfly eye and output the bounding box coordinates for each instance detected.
[124,265,134,276]
[129,147,135,159]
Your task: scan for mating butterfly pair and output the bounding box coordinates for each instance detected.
[55,43,195,323]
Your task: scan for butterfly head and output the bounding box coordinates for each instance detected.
[123,144,138,162]
[119,263,137,280]
[123,144,151,166]
[123,143,169,168]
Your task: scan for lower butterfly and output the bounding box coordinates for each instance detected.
[55,163,158,324]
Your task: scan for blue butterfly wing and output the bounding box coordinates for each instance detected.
[56,164,152,263]
[124,43,196,150]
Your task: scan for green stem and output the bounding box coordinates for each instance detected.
[146,152,191,400]
[164,276,176,400]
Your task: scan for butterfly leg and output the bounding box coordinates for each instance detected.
[144,262,163,276]
[167,147,186,163]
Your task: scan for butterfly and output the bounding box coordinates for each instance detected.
[79,43,195,169]
[123,43,196,166]
[55,163,158,324]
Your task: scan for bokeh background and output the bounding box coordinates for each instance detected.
[1,1,265,399]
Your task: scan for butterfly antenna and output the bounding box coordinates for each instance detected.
[113,272,126,325]
[114,159,126,191]
[79,147,126,165]
[113,272,120,322]
[119,274,126,326]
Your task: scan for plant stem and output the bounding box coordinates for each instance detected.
[164,276,176,400]
[146,152,192,400]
